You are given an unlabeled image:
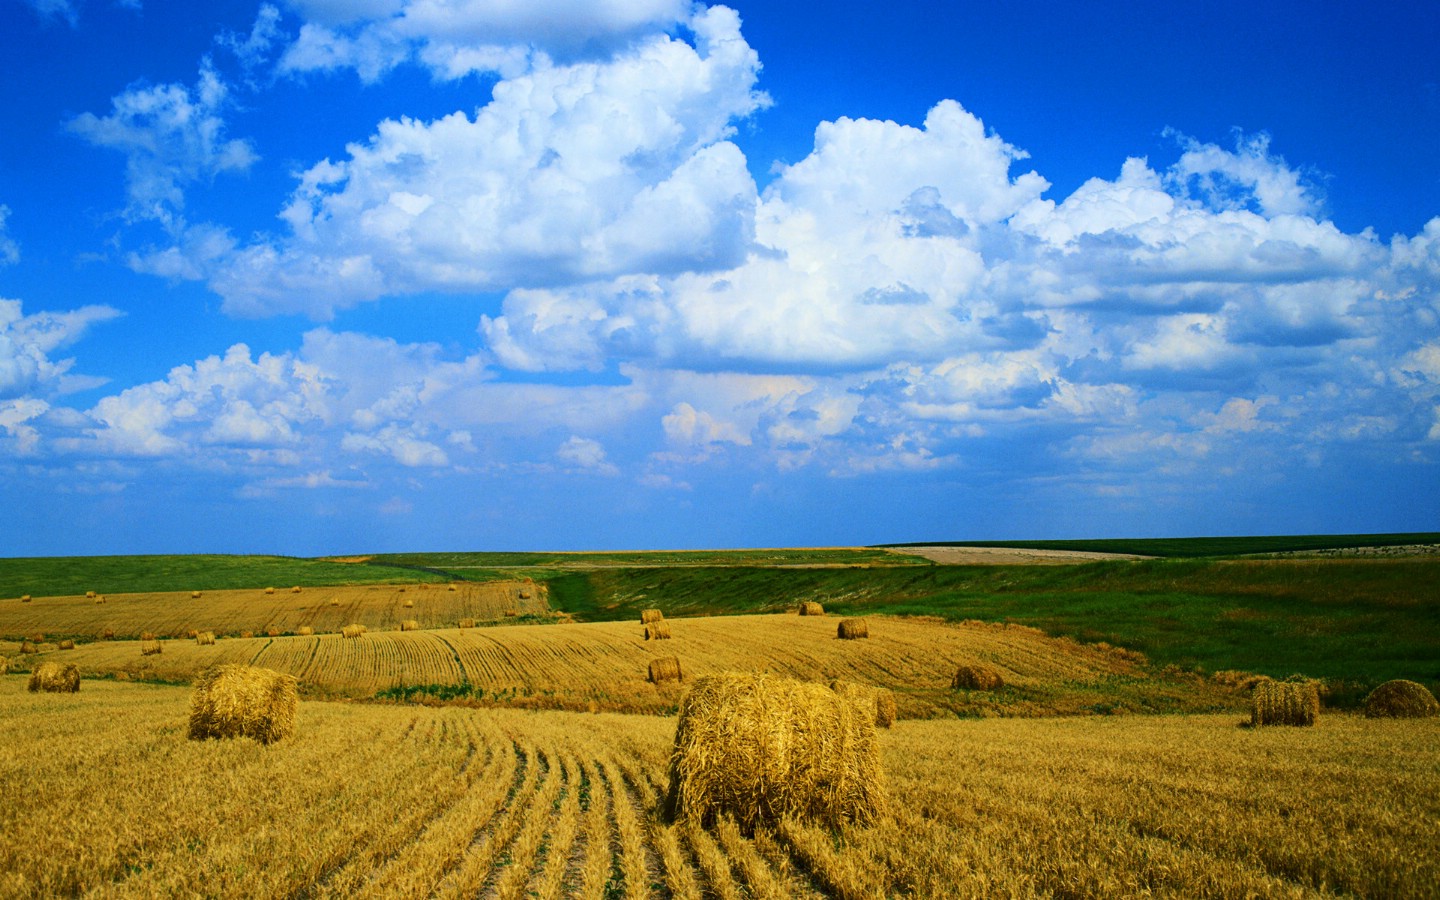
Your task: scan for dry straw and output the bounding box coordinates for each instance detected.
[0,656,7,675]
[329,597,340,607]
[829,679,897,729]
[265,627,282,638]
[28,632,45,644]
[297,626,314,636]
[58,639,75,650]
[519,589,533,600]
[189,664,298,745]
[1364,679,1440,718]
[645,621,672,641]
[458,618,475,629]
[94,596,106,604]
[400,619,420,632]
[85,591,96,599]
[191,591,201,599]
[664,672,887,832]
[798,601,825,616]
[98,627,114,641]
[28,662,80,693]
[648,656,683,684]
[952,664,1005,691]
[837,618,869,640]
[291,586,302,593]
[342,624,366,639]
[140,631,156,641]
[141,640,163,656]
[20,594,31,602]
[20,641,37,654]
[1251,678,1320,726]
[403,599,414,608]
[265,587,275,595]
[196,632,216,646]
[447,584,457,592]
[641,609,664,624]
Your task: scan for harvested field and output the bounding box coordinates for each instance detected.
[0,581,547,642]
[0,681,1434,898]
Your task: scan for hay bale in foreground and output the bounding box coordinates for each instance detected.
[400,619,420,632]
[645,621,672,641]
[342,624,366,639]
[953,664,1004,691]
[648,656,683,684]
[837,618,869,640]
[58,639,75,650]
[1364,679,1440,718]
[140,640,163,656]
[829,679,896,728]
[196,631,216,646]
[1251,678,1319,726]
[664,672,886,832]
[641,609,664,624]
[189,665,298,744]
[28,662,80,693]
[798,601,825,616]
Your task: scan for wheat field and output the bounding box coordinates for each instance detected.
[1,678,1435,898]
[2,613,1233,714]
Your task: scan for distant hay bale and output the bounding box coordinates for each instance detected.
[403,599,414,608]
[400,619,420,632]
[648,656,683,684]
[291,586,302,593]
[641,609,664,624]
[28,662,80,693]
[0,657,7,675]
[265,627,282,638]
[99,627,115,641]
[447,584,457,592]
[1364,679,1440,718]
[20,641,37,654]
[1251,678,1319,726]
[20,594,31,602]
[1213,669,1268,691]
[829,679,897,729]
[264,587,275,595]
[140,631,156,641]
[504,609,518,617]
[29,632,45,644]
[239,631,254,639]
[141,640,163,656]
[458,618,475,629]
[58,639,75,650]
[342,624,366,639]
[94,595,106,604]
[297,626,314,636]
[663,672,886,832]
[329,597,340,607]
[836,618,869,640]
[952,664,1004,691]
[185,629,198,639]
[191,591,201,599]
[645,621,672,641]
[85,591,96,599]
[189,664,298,744]
[798,601,825,616]
[397,586,406,593]
[196,632,216,646]
[519,589,532,600]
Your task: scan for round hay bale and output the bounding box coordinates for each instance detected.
[191,591,201,599]
[829,680,896,729]
[85,591,96,599]
[645,621,672,641]
[400,619,420,632]
[519,589,532,600]
[342,623,366,639]
[20,641,37,654]
[58,639,75,651]
[98,627,115,641]
[140,640,163,656]
[265,627,282,638]
[329,597,340,607]
[798,601,825,616]
[1364,679,1440,718]
[648,656,683,684]
[20,594,31,602]
[403,599,415,608]
[28,662,80,693]
[189,664,298,744]
[458,618,476,629]
[447,584,458,592]
[140,631,156,642]
[291,586,302,594]
[94,595,106,604]
[196,632,216,646]
[264,587,275,595]
[398,586,406,593]
[837,618,869,640]
[504,609,518,617]
[0,656,7,675]
[641,609,664,624]
[239,630,254,639]
[296,626,314,637]
[1251,678,1319,726]
[28,632,44,644]
[664,672,887,832]
[952,664,1004,691]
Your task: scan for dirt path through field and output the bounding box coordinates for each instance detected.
[889,545,1153,565]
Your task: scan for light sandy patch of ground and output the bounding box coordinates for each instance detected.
[890,546,1153,565]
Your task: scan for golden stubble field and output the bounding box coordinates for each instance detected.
[1,679,1436,899]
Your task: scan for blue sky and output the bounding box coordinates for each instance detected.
[1,0,1437,556]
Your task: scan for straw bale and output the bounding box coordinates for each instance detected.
[291,586,302,593]
[141,631,155,641]
[196,632,216,646]
[185,629,198,639]
[400,619,420,631]
[98,627,114,641]
[1364,679,1440,718]
[459,618,475,629]
[85,591,96,599]
[829,679,897,729]
[519,589,532,600]
[239,631,254,639]
[648,656,683,684]
[189,664,298,744]
[663,672,887,832]
[798,601,825,616]
[29,632,44,643]
[952,664,1004,691]
[1250,678,1319,726]
[329,597,340,606]
[403,599,414,608]
[265,627,282,637]
[0,657,7,675]
[20,594,30,602]
[28,662,80,693]
[191,591,201,598]
[645,621,672,641]
[58,639,75,650]
[448,584,457,592]
[504,609,518,617]
[297,626,314,636]
[20,641,37,654]
[398,586,406,592]
[342,623,366,639]
[94,595,106,604]
[264,587,275,595]
[141,640,163,656]
[641,609,664,624]
[836,618,869,640]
